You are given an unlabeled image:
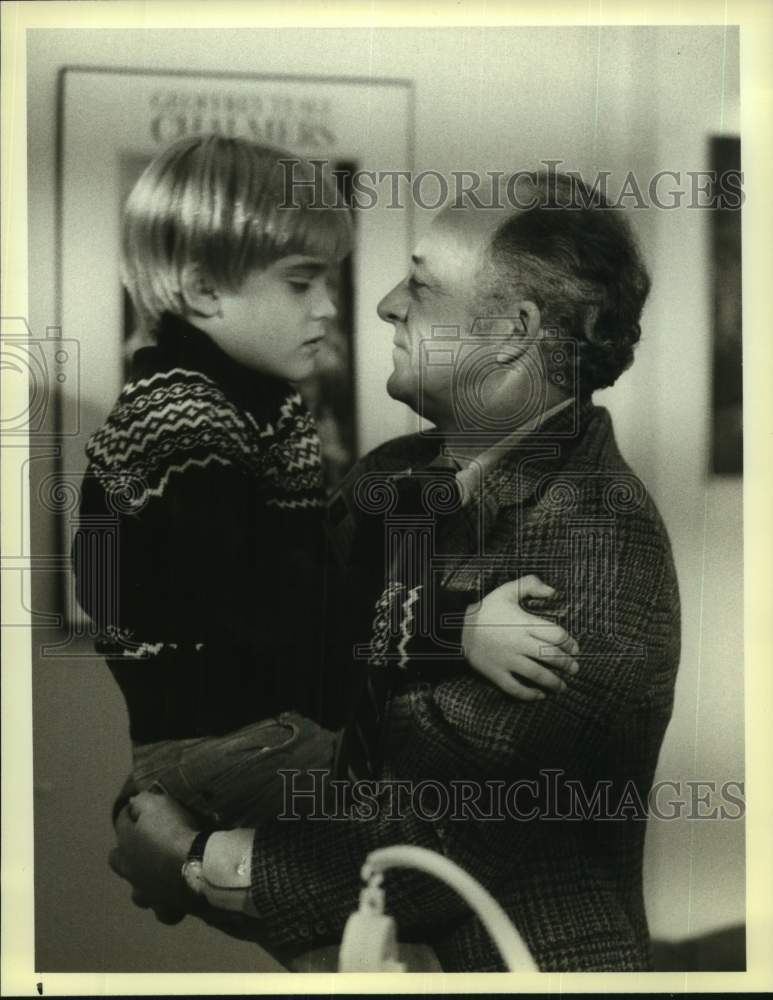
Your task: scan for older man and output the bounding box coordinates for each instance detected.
[111,173,680,972]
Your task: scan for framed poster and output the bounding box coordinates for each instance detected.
[710,135,743,475]
[57,67,413,626]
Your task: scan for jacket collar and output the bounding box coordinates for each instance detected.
[448,397,600,517]
[425,399,606,578]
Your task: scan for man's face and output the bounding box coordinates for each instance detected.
[377,207,509,427]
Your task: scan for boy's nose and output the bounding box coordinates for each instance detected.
[377,280,408,325]
[313,285,337,321]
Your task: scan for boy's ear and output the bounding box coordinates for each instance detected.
[495,299,542,364]
[180,264,222,318]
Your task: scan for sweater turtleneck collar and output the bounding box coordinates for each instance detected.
[131,312,295,415]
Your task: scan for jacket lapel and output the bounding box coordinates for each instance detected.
[437,400,601,590]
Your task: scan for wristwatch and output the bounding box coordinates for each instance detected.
[181,830,211,895]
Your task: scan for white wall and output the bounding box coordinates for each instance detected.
[27,25,743,969]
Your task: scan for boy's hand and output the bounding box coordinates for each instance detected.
[462,575,580,700]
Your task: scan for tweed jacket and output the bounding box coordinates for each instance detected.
[246,400,681,972]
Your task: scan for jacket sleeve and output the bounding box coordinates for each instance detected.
[244,801,474,956]
[385,523,679,784]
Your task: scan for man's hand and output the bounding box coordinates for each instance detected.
[462,574,580,699]
[109,789,199,923]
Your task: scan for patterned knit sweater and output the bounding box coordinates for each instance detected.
[73,314,329,742]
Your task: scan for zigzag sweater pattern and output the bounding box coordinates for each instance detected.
[73,314,329,742]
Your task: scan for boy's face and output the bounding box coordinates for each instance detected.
[208,255,338,381]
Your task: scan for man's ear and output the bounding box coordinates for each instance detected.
[180,264,222,319]
[495,300,542,364]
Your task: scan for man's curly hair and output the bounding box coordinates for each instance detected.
[479,171,651,394]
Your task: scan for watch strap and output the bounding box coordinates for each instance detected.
[181,830,212,896]
[187,830,212,865]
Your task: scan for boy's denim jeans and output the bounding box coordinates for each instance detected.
[129,712,339,826]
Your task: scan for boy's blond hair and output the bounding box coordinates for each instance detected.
[121,134,353,332]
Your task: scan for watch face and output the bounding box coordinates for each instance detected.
[181,859,204,893]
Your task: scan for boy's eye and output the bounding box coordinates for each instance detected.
[408,275,427,293]
[287,280,312,293]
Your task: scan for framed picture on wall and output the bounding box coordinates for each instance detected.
[710,135,743,475]
[56,67,414,629]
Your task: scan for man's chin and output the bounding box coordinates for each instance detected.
[386,371,418,410]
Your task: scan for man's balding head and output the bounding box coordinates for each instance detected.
[377,171,651,432]
[474,172,651,394]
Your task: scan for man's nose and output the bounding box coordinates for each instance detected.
[377,280,408,324]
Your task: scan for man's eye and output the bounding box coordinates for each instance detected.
[288,280,311,293]
[408,276,427,292]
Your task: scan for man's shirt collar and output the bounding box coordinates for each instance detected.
[437,396,577,506]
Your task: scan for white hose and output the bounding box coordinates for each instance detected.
[361,844,537,972]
